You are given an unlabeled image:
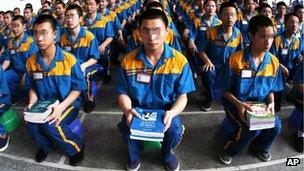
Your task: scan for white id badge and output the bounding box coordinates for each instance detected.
[83,26,88,30]
[242,20,248,25]
[241,70,252,78]
[10,49,16,55]
[3,36,7,40]
[296,33,301,38]
[281,49,288,55]
[136,73,151,83]
[33,72,44,80]
[199,27,207,31]
[276,25,281,28]
[65,46,72,51]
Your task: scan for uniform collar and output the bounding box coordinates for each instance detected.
[137,43,173,69]
[36,44,64,71]
[84,12,101,26]
[243,47,271,72]
[67,26,86,45]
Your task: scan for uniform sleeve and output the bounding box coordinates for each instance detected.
[175,63,196,94]
[270,65,284,93]
[116,66,129,95]
[0,68,11,106]
[28,41,38,58]
[114,15,122,31]
[89,37,100,60]
[1,50,11,62]
[196,29,208,53]
[24,70,34,90]
[105,21,115,39]
[216,60,233,91]
[70,61,86,91]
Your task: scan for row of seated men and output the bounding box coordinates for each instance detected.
[0,0,302,171]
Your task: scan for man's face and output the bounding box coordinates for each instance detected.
[66,9,81,29]
[245,0,255,12]
[4,14,12,26]
[42,3,51,10]
[139,18,167,51]
[296,8,304,22]
[55,4,65,16]
[100,0,108,10]
[0,14,4,23]
[250,26,275,52]
[24,9,33,20]
[14,9,20,16]
[277,5,286,16]
[220,7,237,27]
[12,19,25,38]
[261,7,272,19]
[33,22,56,50]
[285,16,300,34]
[85,0,98,14]
[204,1,216,15]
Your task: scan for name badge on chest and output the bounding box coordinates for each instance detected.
[136,73,151,84]
[3,36,7,40]
[281,48,288,55]
[276,25,281,29]
[65,46,72,51]
[33,72,44,80]
[241,69,252,78]
[242,20,248,25]
[199,27,207,31]
[10,49,16,55]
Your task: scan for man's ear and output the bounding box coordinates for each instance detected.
[249,32,254,41]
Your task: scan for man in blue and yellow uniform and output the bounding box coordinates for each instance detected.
[25,15,86,166]
[84,0,114,82]
[217,15,283,165]
[1,15,38,100]
[196,2,243,111]
[60,4,101,113]
[117,9,195,171]
[0,67,11,152]
[270,13,303,112]
[0,11,14,58]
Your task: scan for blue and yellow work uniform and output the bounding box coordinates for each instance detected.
[216,47,283,157]
[25,16,36,36]
[25,45,86,157]
[235,10,256,47]
[127,28,182,53]
[59,26,102,100]
[0,67,11,135]
[2,34,38,97]
[0,27,14,54]
[196,25,243,103]
[83,13,115,68]
[117,43,196,163]
[270,31,302,81]
[273,15,285,35]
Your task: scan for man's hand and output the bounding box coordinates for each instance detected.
[266,101,275,115]
[98,44,106,54]
[163,110,174,132]
[281,65,289,78]
[236,101,252,123]
[125,108,141,127]
[80,63,87,73]
[202,59,215,71]
[188,41,197,55]
[46,103,65,126]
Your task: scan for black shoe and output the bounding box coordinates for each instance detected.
[69,149,84,166]
[83,100,95,113]
[295,132,304,152]
[201,99,212,111]
[35,148,49,163]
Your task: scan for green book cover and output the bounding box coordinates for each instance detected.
[24,99,59,114]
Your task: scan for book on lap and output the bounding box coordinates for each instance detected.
[130,108,165,141]
[23,99,59,123]
[246,102,275,131]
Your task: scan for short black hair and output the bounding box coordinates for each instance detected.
[55,0,66,8]
[203,0,217,7]
[138,9,168,28]
[25,3,33,9]
[0,11,4,15]
[284,13,299,24]
[248,15,274,35]
[85,0,100,4]
[33,14,57,31]
[4,11,14,17]
[258,3,271,13]
[293,4,303,13]
[43,1,51,6]
[12,15,25,24]
[276,1,287,8]
[14,7,20,12]
[219,2,237,16]
[145,1,164,11]
[24,6,33,12]
[40,9,53,15]
[66,4,83,17]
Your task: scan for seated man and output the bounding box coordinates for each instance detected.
[25,14,86,166]
[1,15,38,100]
[59,4,102,113]
[117,9,195,171]
[217,15,283,165]
[0,67,11,152]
